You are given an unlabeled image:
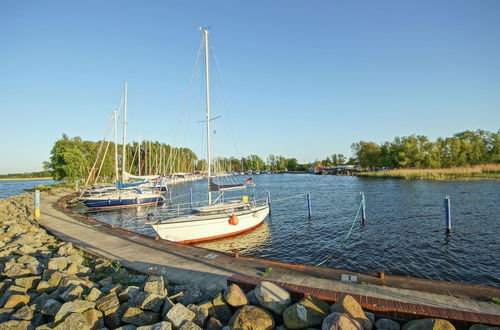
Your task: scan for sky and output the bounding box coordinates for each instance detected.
[1,1,499,173]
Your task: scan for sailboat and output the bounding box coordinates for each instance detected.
[148,28,269,243]
[79,83,165,209]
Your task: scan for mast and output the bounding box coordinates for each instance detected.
[113,110,119,184]
[122,81,128,182]
[138,136,141,176]
[203,28,212,205]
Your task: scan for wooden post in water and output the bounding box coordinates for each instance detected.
[34,190,41,220]
[168,189,172,204]
[445,195,451,233]
[307,193,312,218]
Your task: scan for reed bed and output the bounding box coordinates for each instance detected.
[357,164,500,180]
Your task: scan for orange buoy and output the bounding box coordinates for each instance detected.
[228,215,239,225]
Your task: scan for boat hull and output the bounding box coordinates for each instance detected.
[151,205,269,243]
[80,196,164,210]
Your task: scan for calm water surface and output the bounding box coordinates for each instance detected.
[83,174,499,287]
[0,179,55,199]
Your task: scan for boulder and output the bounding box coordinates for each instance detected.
[123,307,161,326]
[116,325,139,330]
[375,318,401,330]
[365,312,375,326]
[54,300,95,323]
[86,287,103,302]
[246,289,260,306]
[60,284,84,302]
[144,275,166,296]
[95,292,120,315]
[15,275,41,289]
[176,285,202,305]
[188,304,209,327]
[133,292,164,312]
[12,304,34,320]
[205,317,223,330]
[48,257,68,271]
[254,281,291,315]
[165,303,196,329]
[112,268,130,283]
[330,295,372,330]
[119,286,140,302]
[41,298,63,316]
[197,300,215,316]
[36,280,53,293]
[211,292,232,323]
[402,318,456,330]
[53,312,91,330]
[104,312,122,329]
[0,320,32,330]
[161,297,176,319]
[82,308,104,330]
[223,284,248,307]
[229,305,275,330]
[57,242,76,256]
[32,292,50,312]
[179,320,202,330]
[3,294,30,309]
[468,325,500,330]
[137,321,173,330]
[283,295,330,329]
[48,271,66,286]
[322,312,362,330]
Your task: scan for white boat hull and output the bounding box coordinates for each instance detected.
[151,205,269,243]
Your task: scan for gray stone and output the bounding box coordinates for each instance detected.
[41,298,62,316]
[123,307,161,326]
[187,304,209,327]
[330,295,372,330]
[112,268,130,283]
[54,299,96,323]
[119,286,140,302]
[365,312,375,327]
[402,318,456,330]
[161,297,175,319]
[12,304,34,320]
[137,321,173,330]
[178,320,202,330]
[82,308,104,330]
[133,292,164,312]
[322,312,362,330]
[48,257,68,271]
[196,300,215,316]
[104,311,122,329]
[130,275,147,284]
[165,303,196,329]
[98,277,113,287]
[86,287,103,302]
[223,284,248,308]
[375,318,400,330]
[0,320,32,330]
[254,281,291,315]
[60,284,84,302]
[212,292,232,323]
[54,312,91,330]
[0,308,14,322]
[95,292,120,315]
[176,285,201,305]
[229,305,275,330]
[283,295,330,329]
[469,325,500,330]
[32,293,49,312]
[246,289,260,306]
[205,317,223,330]
[36,280,53,293]
[101,283,122,294]
[116,326,138,330]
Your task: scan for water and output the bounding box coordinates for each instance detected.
[0,179,55,199]
[82,174,500,287]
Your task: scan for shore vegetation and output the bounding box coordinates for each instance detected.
[357,164,500,180]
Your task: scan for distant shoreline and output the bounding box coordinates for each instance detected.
[0,177,53,181]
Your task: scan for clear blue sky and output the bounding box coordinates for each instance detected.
[1,1,499,173]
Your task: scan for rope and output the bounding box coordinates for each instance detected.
[316,195,364,267]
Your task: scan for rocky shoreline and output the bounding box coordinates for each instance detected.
[0,190,494,330]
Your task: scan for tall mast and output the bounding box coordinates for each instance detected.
[203,28,212,205]
[138,136,141,176]
[113,110,119,183]
[122,81,128,182]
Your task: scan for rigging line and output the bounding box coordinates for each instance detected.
[211,44,241,158]
[316,197,364,267]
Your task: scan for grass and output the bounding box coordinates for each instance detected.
[24,181,76,192]
[259,267,273,278]
[357,164,500,181]
[490,297,500,305]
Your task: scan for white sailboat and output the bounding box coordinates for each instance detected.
[148,28,269,243]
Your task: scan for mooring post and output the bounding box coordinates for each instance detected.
[267,191,272,215]
[34,190,41,220]
[445,195,451,233]
[361,192,366,224]
[168,189,172,204]
[75,180,79,190]
[189,188,193,209]
[307,193,312,218]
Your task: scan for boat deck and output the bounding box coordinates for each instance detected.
[37,193,500,327]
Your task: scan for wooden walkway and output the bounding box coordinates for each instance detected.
[37,193,500,327]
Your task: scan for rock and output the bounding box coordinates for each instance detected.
[12,304,34,320]
[17,255,39,265]
[48,257,68,271]
[112,268,130,283]
[205,317,223,330]
[330,295,372,330]
[187,304,209,327]
[60,284,84,302]
[66,253,83,266]
[134,292,164,312]
[223,284,248,307]
[176,285,202,305]
[82,308,104,330]
[116,326,139,330]
[86,287,103,302]
[322,312,362,330]
[246,290,260,306]
[283,295,330,329]
[57,242,76,256]
[165,303,196,329]
[376,318,401,330]
[469,325,500,330]
[119,286,140,302]
[104,311,122,329]
[3,294,30,309]
[365,312,375,326]
[161,297,176,319]
[95,292,120,315]
[137,321,173,330]
[402,318,456,330]
[36,280,53,293]
[229,305,275,330]
[130,275,148,285]
[123,307,161,326]
[15,276,41,289]
[98,277,113,287]
[41,298,63,316]
[64,263,79,275]
[53,312,91,330]
[211,292,232,323]
[54,300,95,323]
[254,281,291,315]
[3,264,30,277]
[0,320,32,329]
[197,300,215,316]
[179,320,202,330]
[32,293,50,312]
[48,271,66,286]
[19,244,36,254]
[101,283,122,294]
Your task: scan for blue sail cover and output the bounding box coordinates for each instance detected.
[115,180,147,190]
[209,178,245,192]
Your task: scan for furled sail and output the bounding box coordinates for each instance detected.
[123,171,161,182]
[208,178,246,192]
[115,180,147,190]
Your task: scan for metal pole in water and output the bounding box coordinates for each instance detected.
[307,193,312,218]
[361,192,366,224]
[189,189,193,209]
[169,189,172,204]
[34,190,41,220]
[267,191,272,215]
[445,195,451,233]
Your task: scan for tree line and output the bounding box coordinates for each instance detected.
[351,129,500,170]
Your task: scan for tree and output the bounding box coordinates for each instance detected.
[351,141,381,170]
